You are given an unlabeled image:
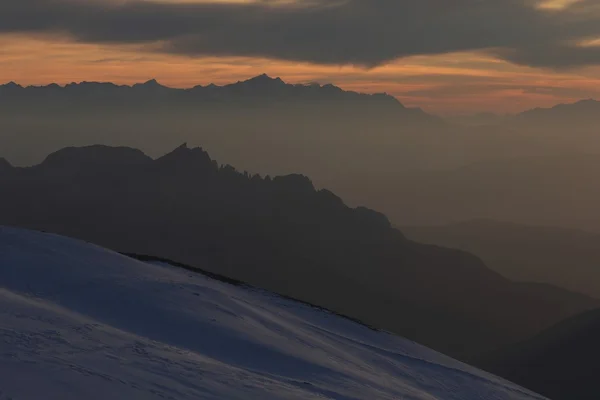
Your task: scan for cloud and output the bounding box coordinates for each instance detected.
[2,0,600,69]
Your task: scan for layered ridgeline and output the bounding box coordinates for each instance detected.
[0,144,596,362]
[481,308,600,400]
[0,75,438,168]
[404,220,600,298]
[4,77,600,234]
[0,226,546,400]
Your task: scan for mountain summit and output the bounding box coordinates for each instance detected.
[239,73,285,85]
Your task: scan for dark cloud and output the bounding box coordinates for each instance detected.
[2,0,600,68]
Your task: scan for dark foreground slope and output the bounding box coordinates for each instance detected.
[481,308,600,400]
[0,144,596,360]
[404,220,600,298]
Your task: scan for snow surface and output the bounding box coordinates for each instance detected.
[0,226,545,400]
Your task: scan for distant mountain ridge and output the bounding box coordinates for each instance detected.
[0,143,596,364]
[4,76,599,119]
[517,98,600,119]
[0,74,432,118]
[507,98,600,134]
[404,219,600,298]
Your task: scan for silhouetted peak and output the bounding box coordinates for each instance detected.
[317,189,344,207]
[65,81,119,88]
[156,143,215,171]
[573,98,599,107]
[1,81,22,90]
[272,174,315,193]
[241,74,286,87]
[551,98,599,111]
[519,98,600,119]
[134,79,167,90]
[371,92,404,107]
[354,207,392,229]
[41,145,152,169]
[321,83,343,92]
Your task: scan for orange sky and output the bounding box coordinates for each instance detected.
[2,33,600,115]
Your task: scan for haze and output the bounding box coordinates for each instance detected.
[3,2,600,399]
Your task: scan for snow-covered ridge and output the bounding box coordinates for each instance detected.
[0,226,544,399]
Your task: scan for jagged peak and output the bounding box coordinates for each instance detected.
[241,74,286,85]
[134,79,167,89]
[156,143,215,169]
[273,174,315,193]
[321,83,342,91]
[1,81,22,89]
[176,142,189,150]
[42,83,61,89]
[158,143,192,158]
[65,81,120,88]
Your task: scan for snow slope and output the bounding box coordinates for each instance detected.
[0,226,545,400]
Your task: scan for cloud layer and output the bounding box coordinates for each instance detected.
[2,0,600,69]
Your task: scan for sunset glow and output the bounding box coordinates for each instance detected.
[2,0,600,115]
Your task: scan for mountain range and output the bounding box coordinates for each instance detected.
[0,75,429,118]
[0,143,596,363]
[4,76,600,234]
[510,98,600,133]
[404,219,600,298]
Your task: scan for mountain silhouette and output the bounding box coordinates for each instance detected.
[0,144,596,362]
[517,98,600,120]
[404,219,600,298]
[508,98,600,134]
[7,76,600,239]
[0,74,445,182]
[480,307,600,400]
[0,75,424,116]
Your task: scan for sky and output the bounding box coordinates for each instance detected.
[2,0,600,115]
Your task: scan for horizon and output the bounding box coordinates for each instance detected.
[3,0,600,115]
[2,74,598,117]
